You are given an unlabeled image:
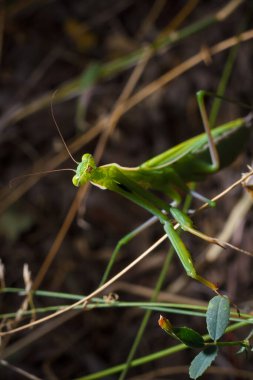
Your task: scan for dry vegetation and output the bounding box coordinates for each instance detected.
[0,1,253,379]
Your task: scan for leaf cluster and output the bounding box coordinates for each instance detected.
[159,295,252,379]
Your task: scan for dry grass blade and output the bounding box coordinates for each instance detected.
[0,359,42,380]
[0,235,168,336]
[0,0,244,130]
[169,170,253,294]
[137,0,167,39]
[121,29,253,114]
[1,3,253,377]
[159,0,200,36]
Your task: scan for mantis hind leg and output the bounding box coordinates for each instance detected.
[196,90,220,172]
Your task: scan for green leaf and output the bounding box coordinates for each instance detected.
[189,346,218,379]
[206,295,230,340]
[172,327,205,348]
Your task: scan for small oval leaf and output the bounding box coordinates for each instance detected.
[189,346,218,379]
[172,327,205,348]
[206,295,230,340]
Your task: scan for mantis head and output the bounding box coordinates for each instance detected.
[72,153,97,187]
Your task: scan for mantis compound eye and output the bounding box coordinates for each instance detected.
[72,175,80,187]
[81,153,96,169]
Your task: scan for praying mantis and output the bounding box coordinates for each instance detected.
[69,90,253,293]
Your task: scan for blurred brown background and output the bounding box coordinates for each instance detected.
[0,1,253,379]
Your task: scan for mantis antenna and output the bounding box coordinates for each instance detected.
[50,90,79,165]
[9,168,76,188]
[9,93,79,187]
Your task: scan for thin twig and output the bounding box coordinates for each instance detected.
[0,235,168,336]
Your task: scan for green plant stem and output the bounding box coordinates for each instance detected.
[0,9,231,129]
[76,343,186,380]
[2,288,253,320]
[76,320,251,380]
[118,194,193,380]
[118,246,175,380]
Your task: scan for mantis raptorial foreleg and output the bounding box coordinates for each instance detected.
[100,188,215,286]
[103,168,219,292]
[108,167,251,291]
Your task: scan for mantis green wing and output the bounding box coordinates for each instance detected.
[141,118,249,174]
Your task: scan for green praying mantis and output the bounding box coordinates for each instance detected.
[69,90,253,293]
[15,90,251,293]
